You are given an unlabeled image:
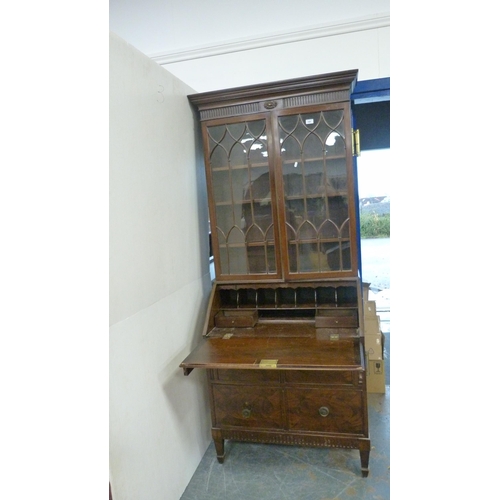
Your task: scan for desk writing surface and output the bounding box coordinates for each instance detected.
[180,332,362,371]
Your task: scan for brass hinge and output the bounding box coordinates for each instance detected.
[352,129,360,157]
[259,359,278,369]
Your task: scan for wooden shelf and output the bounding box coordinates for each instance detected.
[285,193,348,200]
[211,163,269,172]
[282,155,346,164]
[215,198,272,206]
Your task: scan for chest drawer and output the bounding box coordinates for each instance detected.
[212,369,280,384]
[284,370,354,386]
[286,388,364,434]
[212,384,283,429]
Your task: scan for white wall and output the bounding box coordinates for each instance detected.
[160,26,390,93]
[109,32,213,500]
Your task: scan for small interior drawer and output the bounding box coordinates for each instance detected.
[315,309,358,328]
[215,310,258,328]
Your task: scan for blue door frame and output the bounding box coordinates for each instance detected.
[352,77,390,104]
[351,77,390,283]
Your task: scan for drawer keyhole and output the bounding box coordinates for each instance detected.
[318,406,330,417]
[242,403,252,418]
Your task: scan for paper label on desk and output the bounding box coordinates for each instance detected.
[259,359,278,368]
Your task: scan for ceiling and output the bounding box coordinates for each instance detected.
[109,0,390,59]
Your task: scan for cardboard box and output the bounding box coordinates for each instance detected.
[362,282,370,303]
[366,359,385,393]
[364,300,377,318]
[365,333,383,360]
[364,314,380,334]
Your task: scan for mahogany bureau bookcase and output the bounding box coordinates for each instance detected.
[180,70,371,477]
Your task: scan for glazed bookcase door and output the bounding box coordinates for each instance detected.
[203,114,282,280]
[275,103,358,279]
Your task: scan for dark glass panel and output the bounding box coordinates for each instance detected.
[278,108,351,275]
[208,119,275,276]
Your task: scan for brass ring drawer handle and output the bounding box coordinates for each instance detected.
[242,408,252,418]
[318,406,330,417]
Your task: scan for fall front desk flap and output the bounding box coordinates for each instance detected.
[180,333,364,375]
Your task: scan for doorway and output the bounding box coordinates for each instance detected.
[357,149,390,302]
[352,78,390,385]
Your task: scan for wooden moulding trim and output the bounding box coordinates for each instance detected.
[198,89,352,120]
[215,279,359,290]
[150,15,389,65]
[219,429,369,448]
[188,70,358,111]
[200,102,261,120]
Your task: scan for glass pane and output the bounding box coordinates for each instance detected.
[279,109,351,274]
[281,135,302,162]
[248,245,276,274]
[212,170,230,204]
[226,246,247,274]
[324,158,347,193]
[323,241,351,271]
[229,142,247,171]
[210,144,229,170]
[208,119,276,276]
[282,162,304,197]
[213,205,231,235]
